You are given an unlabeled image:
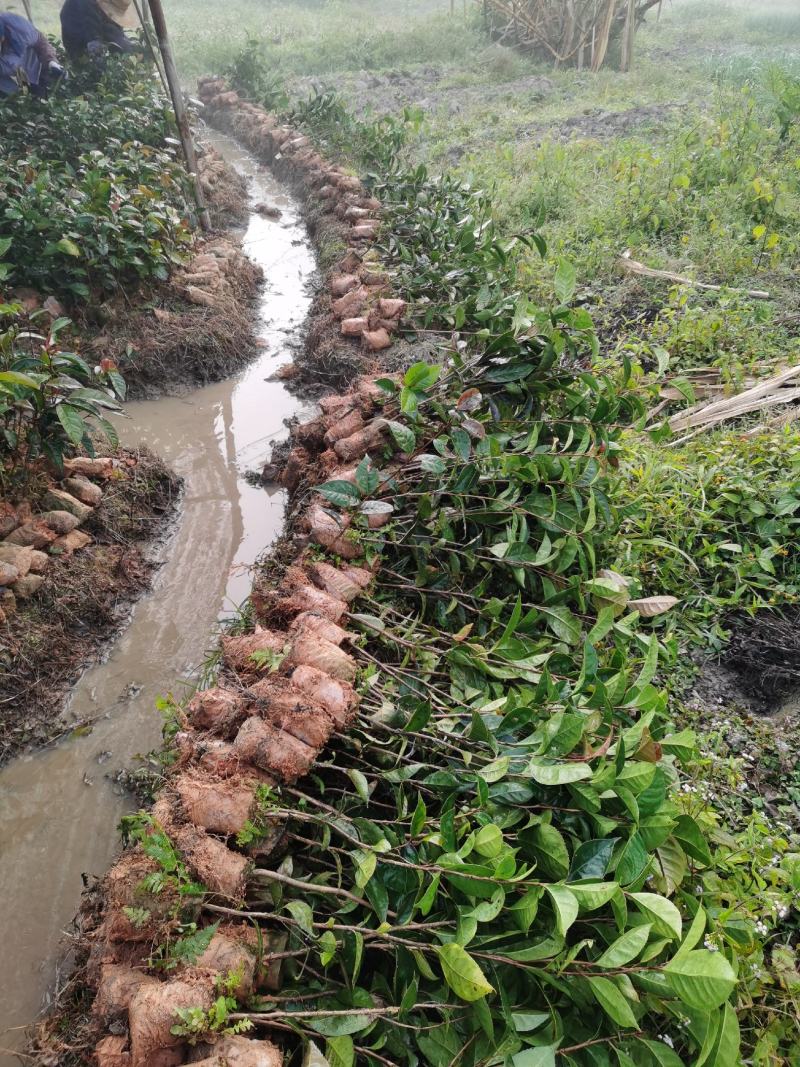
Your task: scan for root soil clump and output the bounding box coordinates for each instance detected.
[0,448,180,765]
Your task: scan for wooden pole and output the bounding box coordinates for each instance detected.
[146,0,211,232]
[21,0,34,21]
[131,0,170,97]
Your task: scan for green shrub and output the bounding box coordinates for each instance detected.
[0,59,193,300]
[0,305,125,486]
[614,428,800,644]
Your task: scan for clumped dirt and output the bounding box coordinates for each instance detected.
[0,448,180,765]
[76,242,263,401]
[719,608,800,709]
[527,100,683,144]
[292,64,555,120]
[199,144,251,228]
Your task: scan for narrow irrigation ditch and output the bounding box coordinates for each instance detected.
[0,126,324,1065]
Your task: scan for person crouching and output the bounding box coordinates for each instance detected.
[0,12,65,98]
[60,0,141,63]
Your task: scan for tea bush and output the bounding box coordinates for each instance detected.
[0,303,125,487]
[0,59,193,300]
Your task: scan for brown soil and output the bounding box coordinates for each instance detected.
[74,244,263,401]
[691,608,800,715]
[0,448,180,765]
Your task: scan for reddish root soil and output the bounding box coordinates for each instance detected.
[0,447,179,765]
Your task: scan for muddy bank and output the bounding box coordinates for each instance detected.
[0,448,179,765]
[31,367,403,1067]
[199,81,420,391]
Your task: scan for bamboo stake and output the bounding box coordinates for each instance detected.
[131,0,169,98]
[146,0,211,232]
[21,0,34,21]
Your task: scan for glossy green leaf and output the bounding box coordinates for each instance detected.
[587,976,639,1029]
[436,943,494,1002]
[664,950,737,1010]
[597,923,652,968]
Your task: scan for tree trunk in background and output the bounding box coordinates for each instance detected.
[482,0,662,71]
[620,0,637,71]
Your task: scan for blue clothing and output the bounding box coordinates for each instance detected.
[60,0,137,62]
[0,13,48,95]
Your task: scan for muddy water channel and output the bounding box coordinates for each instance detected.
[0,131,316,1063]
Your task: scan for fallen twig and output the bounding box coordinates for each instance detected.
[619,249,770,300]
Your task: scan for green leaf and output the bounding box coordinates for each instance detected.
[478,755,509,783]
[353,849,377,889]
[56,237,81,257]
[473,824,504,859]
[664,950,737,1010]
[0,237,11,259]
[511,1012,549,1033]
[0,370,38,388]
[56,403,86,445]
[540,604,581,645]
[616,832,649,885]
[512,1050,556,1067]
[307,1010,373,1037]
[570,882,621,912]
[587,976,639,1029]
[347,769,370,802]
[672,906,706,964]
[569,838,616,881]
[637,1038,685,1066]
[436,943,494,1002]
[672,814,712,865]
[286,900,314,937]
[596,923,652,968]
[387,420,416,453]
[317,480,362,508]
[546,885,579,938]
[169,920,219,964]
[630,893,683,941]
[528,760,592,786]
[417,873,440,916]
[705,1002,740,1066]
[528,824,570,880]
[554,259,577,304]
[419,452,446,475]
[325,1036,355,1067]
[508,887,543,932]
[404,362,440,390]
[630,634,659,694]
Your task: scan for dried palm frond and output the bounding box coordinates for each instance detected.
[668,365,800,443]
